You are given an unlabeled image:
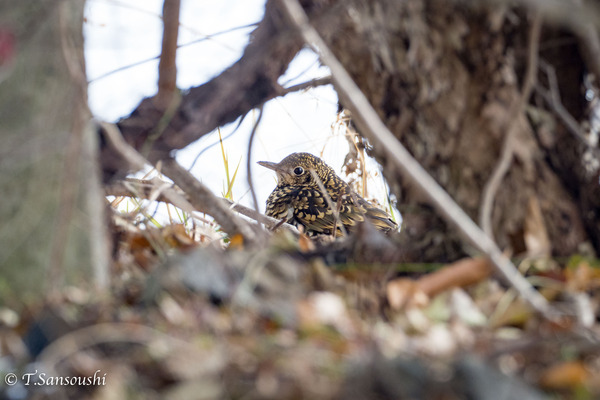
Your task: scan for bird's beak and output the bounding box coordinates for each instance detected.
[257,160,285,173]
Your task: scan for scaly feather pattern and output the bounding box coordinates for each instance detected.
[258,153,397,236]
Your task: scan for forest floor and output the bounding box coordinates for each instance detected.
[2,215,600,400]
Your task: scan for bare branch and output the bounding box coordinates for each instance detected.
[105,178,299,234]
[105,178,197,214]
[281,76,332,95]
[156,0,181,108]
[278,0,556,318]
[101,122,150,171]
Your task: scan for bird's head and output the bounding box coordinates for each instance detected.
[258,153,333,187]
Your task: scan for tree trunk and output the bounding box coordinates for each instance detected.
[0,0,108,305]
[314,0,593,261]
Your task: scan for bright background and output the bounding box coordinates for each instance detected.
[84,0,395,223]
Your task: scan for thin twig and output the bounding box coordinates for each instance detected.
[479,13,542,239]
[223,199,300,234]
[535,87,589,143]
[309,169,348,237]
[280,76,332,95]
[478,0,600,94]
[535,61,598,151]
[246,106,264,212]
[88,23,258,83]
[278,0,555,318]
[479,141,515,240]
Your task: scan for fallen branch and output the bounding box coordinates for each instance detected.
[387,257,494,310]
[416,258,494,300]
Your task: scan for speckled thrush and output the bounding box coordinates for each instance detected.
[258,152,397,236]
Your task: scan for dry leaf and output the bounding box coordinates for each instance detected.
[539,361,589,390]
[566,261,600,292]
[298,233,315,252]
[163,224,196,249]
[416,257,493,298]
[228,233,244,249]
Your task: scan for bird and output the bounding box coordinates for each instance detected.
[257,152,398,236]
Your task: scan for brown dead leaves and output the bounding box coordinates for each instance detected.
[4,210,600,399]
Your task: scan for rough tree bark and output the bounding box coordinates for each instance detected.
[0,0,108,304]
[314,0,595,261]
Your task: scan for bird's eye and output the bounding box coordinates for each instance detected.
[293,166,304,176]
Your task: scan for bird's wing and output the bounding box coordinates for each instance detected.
[290,188,332,233]
[356,197,398,232]
[291,189,367,235]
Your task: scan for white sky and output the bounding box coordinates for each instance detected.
[84,0,395,222]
